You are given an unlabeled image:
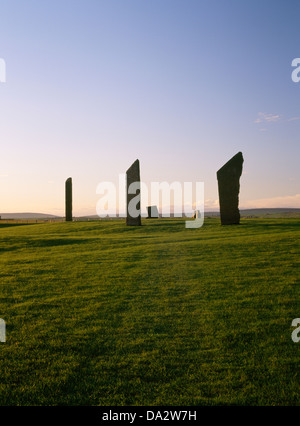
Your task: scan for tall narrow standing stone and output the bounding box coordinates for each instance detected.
[126,159,141,226]
[65,177,73,222]
[217,152,244,225]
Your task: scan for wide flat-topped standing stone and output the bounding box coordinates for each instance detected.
[147,205,159,218]
[126,159,141,226]
[217,152,244,225]
[65,177,73,222]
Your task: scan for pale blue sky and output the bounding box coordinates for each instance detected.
[0,0,299,215]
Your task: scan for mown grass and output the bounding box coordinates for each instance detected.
[0,218,299,406]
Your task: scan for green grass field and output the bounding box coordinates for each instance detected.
[0,218,299,406]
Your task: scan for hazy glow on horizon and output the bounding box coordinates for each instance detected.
[0,0,299,216]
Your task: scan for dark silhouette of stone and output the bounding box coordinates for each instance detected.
[126,159,141,226]
[217,152,244,225]
[65,177,73,222]
[147,205,159,218]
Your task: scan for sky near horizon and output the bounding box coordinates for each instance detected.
[0,0,299,216]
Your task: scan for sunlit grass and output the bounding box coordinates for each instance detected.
[0,218,299,405]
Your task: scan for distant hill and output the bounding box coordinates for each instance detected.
[79,208,300,219]
[1,208,299,221]
[0,212,62,219]
[205,208,300,218]
[239,208,300,217]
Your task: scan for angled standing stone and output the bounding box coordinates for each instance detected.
[126,159,141,226]
[65,177,73,222]
[217,152,244,225]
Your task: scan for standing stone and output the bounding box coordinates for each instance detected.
[65,177,73,222]
[193,210,201,219]
[126,159,141,226]
[147,205,159,218]
[217,152,244,225]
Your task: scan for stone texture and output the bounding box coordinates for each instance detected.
[126,159,141,226]
[147,205,159,218]
[217,152,244,225]
[65,177,73,222]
